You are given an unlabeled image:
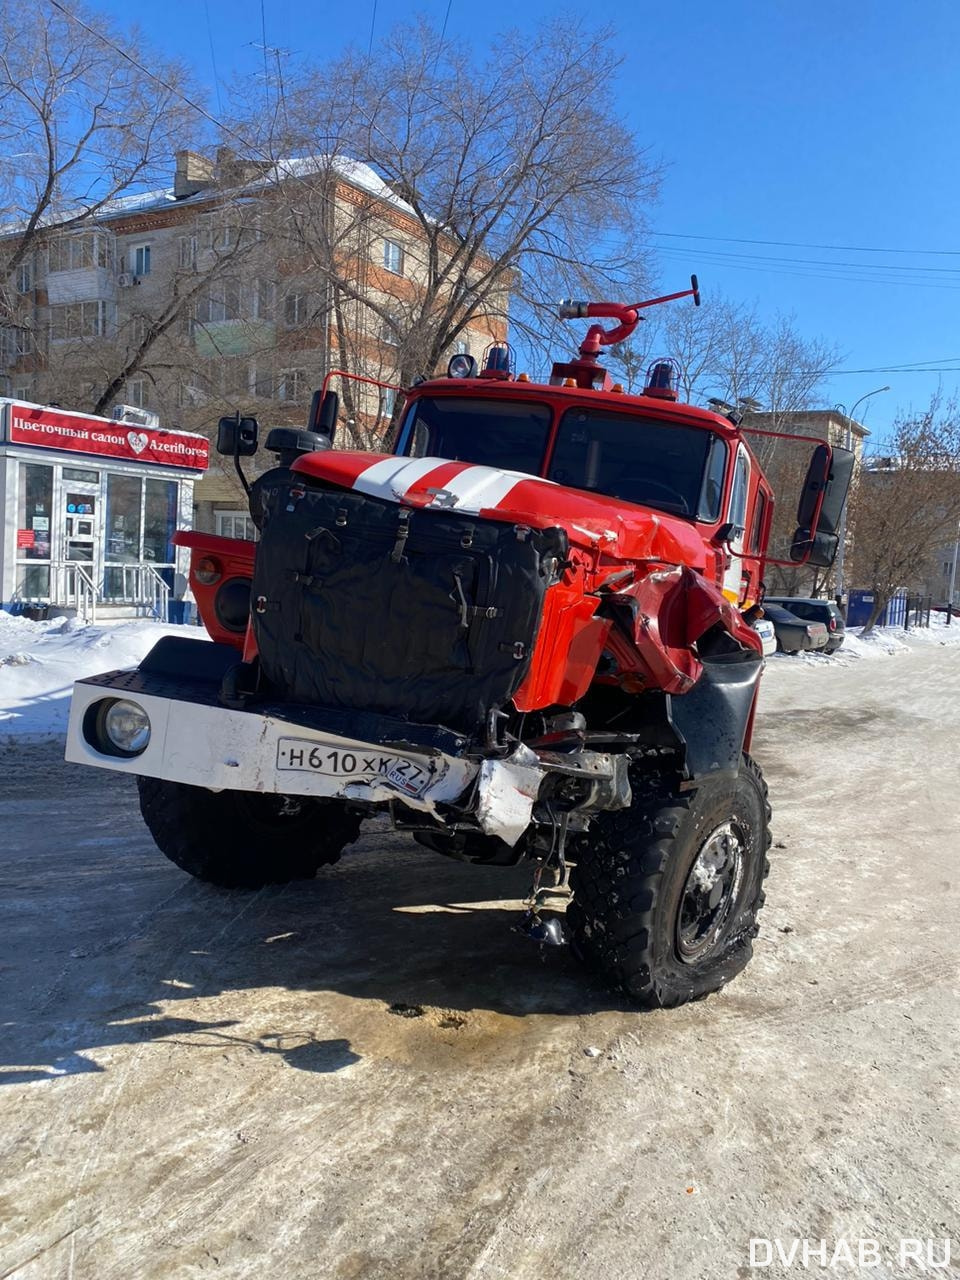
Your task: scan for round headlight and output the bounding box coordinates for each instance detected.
[194,556,222,586]
[102,699,151,755]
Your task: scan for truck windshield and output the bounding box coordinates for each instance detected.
[547,407,724,519]
[398,396,552,475]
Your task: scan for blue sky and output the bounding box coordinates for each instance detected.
[95,0,960,440]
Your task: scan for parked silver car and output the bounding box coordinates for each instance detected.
[762,603,830,654]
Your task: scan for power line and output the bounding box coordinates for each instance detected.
[650,244,960,293]
[652,242,960,276]
[650,230,960,258]
[438,0,453,45]
[203,0,223,118]
[368,0,378,56]
[45,0,268,162]
[260,0,270,91]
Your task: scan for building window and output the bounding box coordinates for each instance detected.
[217,510,258,541]
[253,280,275,321]
[196,278,241,324]
[284,292,308,327]
[198,212,239,253]
[0,326,32,360]
[278,368,307,402]
[48,232,112,273]
[383,238,404,275]
[179,380,206,408]
[49,301,113,341]
[13,380,32,401]
[132,245,151,276]
[17,463,53,563]
[178,235,197,268]
[127,378,147,408]
[454,338,469,355]
[381,313,401,346]
[144,479,178,563]
[16,261,33,294]
[381,387,397,417]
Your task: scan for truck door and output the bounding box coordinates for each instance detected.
[723,445,750,604]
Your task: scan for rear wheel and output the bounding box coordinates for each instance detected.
[137,777,362,888]
[568,756,771,1008]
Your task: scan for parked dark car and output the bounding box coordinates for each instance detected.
[765,596,846,654]
[761,603,830,654]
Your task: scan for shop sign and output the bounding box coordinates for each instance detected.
[9,404,209,471]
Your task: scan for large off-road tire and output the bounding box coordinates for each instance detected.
[137,777,362,889]
[568,755,771,1009]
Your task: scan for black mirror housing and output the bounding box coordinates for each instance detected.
[307,389,338,438]
[789,528,840,567]
[217,415,259,457]
[791,444,855,567]
[797,445,854,533]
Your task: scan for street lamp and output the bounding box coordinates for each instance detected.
[833,385,891,611]
[947,520,960,624]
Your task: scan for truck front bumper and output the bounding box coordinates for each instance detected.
[65,637,630,847]
[65,667,558,844]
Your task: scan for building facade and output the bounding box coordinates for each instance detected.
[1,150,508,537]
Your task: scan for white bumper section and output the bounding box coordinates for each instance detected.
[65,679,542,845]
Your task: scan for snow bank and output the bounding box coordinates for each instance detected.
[0,613,209,743]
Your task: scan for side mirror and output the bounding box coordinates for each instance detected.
[307,389,338,438]
[791,445,855,567]
[217,415,259,457]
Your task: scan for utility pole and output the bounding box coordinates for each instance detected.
[833,385,890,615]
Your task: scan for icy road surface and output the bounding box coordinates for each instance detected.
[1,645,958,1279]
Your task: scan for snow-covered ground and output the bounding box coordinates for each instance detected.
[768,612,960,667]
[0,612,208,741]
[2,606,959,742]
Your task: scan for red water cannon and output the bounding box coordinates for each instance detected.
[551,276,700,389]
[559,275,700,359]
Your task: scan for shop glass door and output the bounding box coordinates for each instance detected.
[59,475,101,604]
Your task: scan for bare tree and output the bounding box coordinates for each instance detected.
[0,1,198,329]
[850,396,960,632]
[234,17,660,418]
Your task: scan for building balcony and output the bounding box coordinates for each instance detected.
[45,267,118,305]
[194,319,276,358]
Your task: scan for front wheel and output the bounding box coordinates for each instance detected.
[137,777,362,888]
[568,756,771,1008]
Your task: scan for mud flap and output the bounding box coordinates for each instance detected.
[666,653,762,781]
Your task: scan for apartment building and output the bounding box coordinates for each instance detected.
[1,149,508,541]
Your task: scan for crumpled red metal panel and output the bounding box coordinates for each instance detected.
[605,565,762,695]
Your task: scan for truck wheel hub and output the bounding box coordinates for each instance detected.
[677,822,744,962]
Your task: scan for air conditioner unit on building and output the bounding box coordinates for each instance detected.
[117,272,136,287]
[111,403,160,428]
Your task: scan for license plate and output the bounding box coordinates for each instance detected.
[276,738,429,796]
